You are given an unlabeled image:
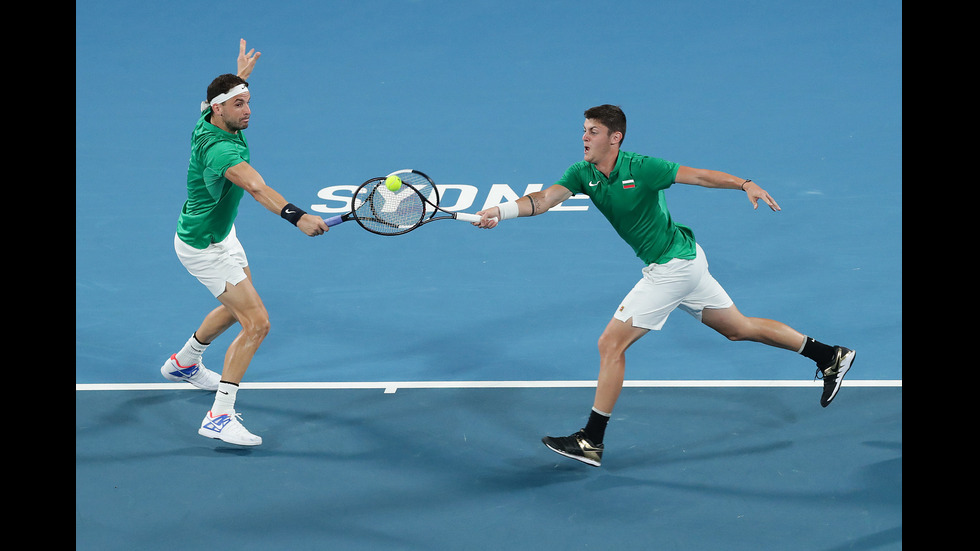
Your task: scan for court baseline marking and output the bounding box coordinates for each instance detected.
[77,379,901,394]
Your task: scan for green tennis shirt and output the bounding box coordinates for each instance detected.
[555,150,696,265]
[176,109,249,249]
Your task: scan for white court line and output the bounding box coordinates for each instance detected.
[76,380,902,392]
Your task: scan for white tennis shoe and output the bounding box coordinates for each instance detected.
[198,410,262,446]
[160,354,221,391]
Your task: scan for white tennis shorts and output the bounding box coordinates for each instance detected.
[174,225,249,298]
[614,243,734,330]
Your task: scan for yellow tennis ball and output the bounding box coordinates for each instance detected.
[385,175,402,191]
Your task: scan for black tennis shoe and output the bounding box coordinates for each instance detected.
[542,430,603,467]
[816,346,856,407]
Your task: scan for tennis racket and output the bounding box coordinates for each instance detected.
[324,169,489,236]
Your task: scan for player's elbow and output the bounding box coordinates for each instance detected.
[244,182,274,203]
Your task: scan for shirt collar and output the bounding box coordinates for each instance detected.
[592,150,627,183]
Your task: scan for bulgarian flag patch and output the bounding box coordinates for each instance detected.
[622,179,635,189]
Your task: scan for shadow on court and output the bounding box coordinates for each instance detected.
[77,386,901,550]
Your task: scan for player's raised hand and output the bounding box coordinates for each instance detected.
[237,38,261,79]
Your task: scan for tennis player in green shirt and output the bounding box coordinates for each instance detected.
[476,104,855,467]
[161,40,329,446]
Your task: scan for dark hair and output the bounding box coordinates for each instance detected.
[584,104,626,145]
[207,74,249,104]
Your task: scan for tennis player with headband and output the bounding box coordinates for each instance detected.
[476,104,856,467]
[161,39,329,446]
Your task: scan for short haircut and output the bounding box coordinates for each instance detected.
[584,104,626,145]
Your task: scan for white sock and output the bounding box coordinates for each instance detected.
[591,407,611,417]
[796,335,809,354]
[175,334,209,367]
[211,382,238,415]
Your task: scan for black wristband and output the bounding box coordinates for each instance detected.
[280,203,306,226]
[740,179,753,191]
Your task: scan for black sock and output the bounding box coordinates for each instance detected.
[800,337,835,368]
[583,408,610,445]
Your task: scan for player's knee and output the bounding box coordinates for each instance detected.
[597,332,624,357]
[242,314,271,342]
[596,332,611,354]
[255,317,271,340]
[721,319,763,342]
[724,330,746,342]
[703,312,750,342]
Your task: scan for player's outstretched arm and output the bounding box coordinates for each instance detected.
[476,184,573,228]
[224,161,329,236]
[675,166,780,211]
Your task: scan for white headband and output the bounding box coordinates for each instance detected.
[208,83,249,107]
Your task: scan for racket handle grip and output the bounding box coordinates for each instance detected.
[325,215,344,227]
[455,213,483,223]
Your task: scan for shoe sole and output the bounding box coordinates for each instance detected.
[198,428,262,446]
[821,349,856,407]
[542,437,601,467]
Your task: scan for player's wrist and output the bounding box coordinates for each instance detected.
[497,201,520,220]
[281,202,307,226]
[740,179,753,191]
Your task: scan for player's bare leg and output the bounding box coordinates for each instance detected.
[701,304,856,407]
[594,317,650,413]
[542,317,647,467]
[198,268,269,446]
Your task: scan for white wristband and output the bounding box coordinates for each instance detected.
[497,201,520,221]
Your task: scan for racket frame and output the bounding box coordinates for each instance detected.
[324,170,486,236]
[385,169,483,226]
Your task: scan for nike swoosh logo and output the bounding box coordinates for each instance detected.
[285,209,295,214]
[588,181,597,187]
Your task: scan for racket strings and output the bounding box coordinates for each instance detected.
[353,183,427,235]
[397,174,439,214]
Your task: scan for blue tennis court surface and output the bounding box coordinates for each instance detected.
[77,1,901,549]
